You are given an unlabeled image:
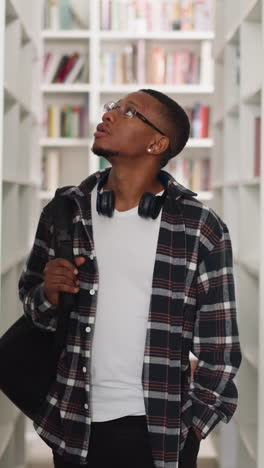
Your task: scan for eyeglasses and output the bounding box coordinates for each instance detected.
[103,101,167,137]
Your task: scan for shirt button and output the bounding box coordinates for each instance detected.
[89,289,95,295]
[84,403,88,410]
[85,384,90,391]
[90,254,94,260]
[85,326,91,333]
[82,366,87,373]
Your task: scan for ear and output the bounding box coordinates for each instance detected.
[147,136,170,155]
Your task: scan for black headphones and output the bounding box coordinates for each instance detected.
[96,171,168,219]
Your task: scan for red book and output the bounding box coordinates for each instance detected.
[52,55,69,82]
[55,52,79,83]
[254,116,261,177]
[200,106,209,138]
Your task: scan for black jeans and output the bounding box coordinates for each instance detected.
[53,415,155,468]
[53,415,200,468]
[179,428,201,468]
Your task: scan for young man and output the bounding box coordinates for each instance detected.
[19,89,242,468]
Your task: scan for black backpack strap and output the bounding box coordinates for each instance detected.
[51,186,76,355]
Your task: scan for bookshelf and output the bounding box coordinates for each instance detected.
[0,0,43,467]
[212,1,263,468]
[40,0,215,207]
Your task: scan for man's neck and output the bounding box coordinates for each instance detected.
[103,168,164,211]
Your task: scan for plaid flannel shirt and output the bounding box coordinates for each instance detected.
[19,168,242,468]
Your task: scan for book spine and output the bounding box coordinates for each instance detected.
[171,0,181,31]
[43,149,60,192]
[72,106,80,138]
[151,47,165,84]
[64,56,85,83]
[49,0,59,30]
[61,107,67,137]
[200,106,209,138]
[52,55,69,82]
[58,52,80,82]
[137,39,146,83]
[59,0,72,29]
[254,116,261,177]
[200,40,213,86]
[65,106,73,137]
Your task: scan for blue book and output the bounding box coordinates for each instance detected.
[59,0,72,30]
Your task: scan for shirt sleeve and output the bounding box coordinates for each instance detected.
[18,204,58,332]
[189,220,242,439]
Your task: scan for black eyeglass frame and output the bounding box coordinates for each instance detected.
[103,101,167,137]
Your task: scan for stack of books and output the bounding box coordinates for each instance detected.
[45,105,88,138]
[100,43,212,85]
[100,0,213,32]
[43,52,88,83]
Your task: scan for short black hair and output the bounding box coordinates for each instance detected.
[140,89,190,168]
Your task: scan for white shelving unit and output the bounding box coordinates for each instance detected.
[40,0,215,207]
[0,0,43,466]
[212,1,264,468]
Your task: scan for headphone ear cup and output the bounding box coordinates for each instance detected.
[97,190,115,217]
[138,192,156,218]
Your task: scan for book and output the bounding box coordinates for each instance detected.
[42,149,60,192]
[55,52,79,82]
[49,0,59,29]
[72,106,80,138]
[43,53,61,83]
[47,106,60,137]
[150,47,165,84]
[137,40,146,83]
[171,0,181,30]
[100,0,213,32]
[193,0,213,31]
[52,55,70,82]
[200,106,209,138]
[64,55,86,83]
[200,40,213,86]
[254,116,261,177]
[59,0,72,29]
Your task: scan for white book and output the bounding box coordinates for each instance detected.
[49,0,59,29]
[101,0,110,30]
[44,53,61,83]
[200,40,213,86]
[137,39,146,83]
[151,1,162,31]
[44,149,60,192]
[127,0,136,31]
[64,56,85,83]
[194,0,213,31]
[165,53,174,85]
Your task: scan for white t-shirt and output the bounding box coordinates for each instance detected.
[90,183,164,421]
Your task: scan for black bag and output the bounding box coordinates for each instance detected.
[0,187,75,420]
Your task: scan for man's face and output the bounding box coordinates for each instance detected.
[91,91,167,163]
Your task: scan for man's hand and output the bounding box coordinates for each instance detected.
[43,256,86,306]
